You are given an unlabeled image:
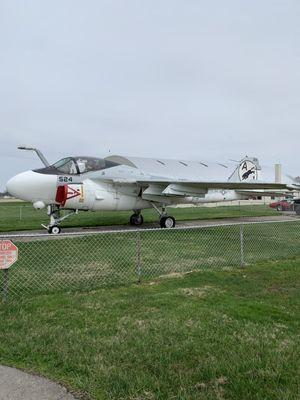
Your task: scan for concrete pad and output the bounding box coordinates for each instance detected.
[0,365,77,400]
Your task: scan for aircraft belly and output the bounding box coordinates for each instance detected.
[141,190,243,206]
[114,183,151,211]
[87,181,118,211]
[116,196,151,211]
[85,181,151,211]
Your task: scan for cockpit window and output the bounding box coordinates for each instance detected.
[53,158,78,175]
[35,156,119,175]
[75,157,107,173]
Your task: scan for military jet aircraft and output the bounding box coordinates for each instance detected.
[6,148,293,234]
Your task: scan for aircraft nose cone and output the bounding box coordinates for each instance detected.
[6,171,31,200]
[6,171,57,203]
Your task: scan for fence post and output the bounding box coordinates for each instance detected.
[240,224,245,267]
[2,269,9,303]
[136,231,142,283]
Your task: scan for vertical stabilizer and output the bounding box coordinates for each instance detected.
[228,157,261,182]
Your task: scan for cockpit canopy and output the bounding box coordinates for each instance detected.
[35,157,119,175]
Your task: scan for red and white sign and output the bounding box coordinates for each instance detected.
[0,240,18,270]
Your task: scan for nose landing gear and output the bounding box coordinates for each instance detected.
[48,225,61,235]
[41,205,77,234]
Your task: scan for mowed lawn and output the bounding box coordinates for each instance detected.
[0,201,278,232]
[0,259,299,399]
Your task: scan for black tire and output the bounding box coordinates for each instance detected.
[48,225,61,235]
[130,214,144,226]
[160,216,176,228]
[277,205,282,211]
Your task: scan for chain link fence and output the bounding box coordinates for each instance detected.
[1,219,300,301]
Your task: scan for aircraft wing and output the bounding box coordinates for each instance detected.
[96,155,293,198]
[235,189,289,197]
[140,180,288,197]
[104,177,289,197]
[135,180,288,190]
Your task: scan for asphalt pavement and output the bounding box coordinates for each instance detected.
[0,213,299,238]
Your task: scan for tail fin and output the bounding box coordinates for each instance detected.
[286,174,300,190]
[228,157,261,182]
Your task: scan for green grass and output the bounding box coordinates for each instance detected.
[1,211,298,398]
[0,202,278,232]
[0,259,299,399]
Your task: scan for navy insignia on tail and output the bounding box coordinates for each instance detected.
[238,160,259,181]
[228,157,261,183]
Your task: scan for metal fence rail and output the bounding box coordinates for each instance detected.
[1,219,300,301]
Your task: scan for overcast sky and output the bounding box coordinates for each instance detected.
[0,0,300,190]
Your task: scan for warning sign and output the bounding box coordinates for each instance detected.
[0,240,18,270]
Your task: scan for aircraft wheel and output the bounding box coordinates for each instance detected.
[130,214,144,226]
[48,225,61,235]
[160,216,176,228]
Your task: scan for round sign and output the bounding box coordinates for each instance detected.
[0,240,19,270]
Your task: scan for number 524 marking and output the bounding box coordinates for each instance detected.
[58,176,73,183]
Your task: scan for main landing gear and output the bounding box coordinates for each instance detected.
[159,215,176,228]
[129,205,176,229]
[152,203,176,228]
[130,210,144,226]
[42,205,77,234]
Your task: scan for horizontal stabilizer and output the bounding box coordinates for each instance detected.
[286,175,300,190]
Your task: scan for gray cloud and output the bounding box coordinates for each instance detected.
[1,0,300,189]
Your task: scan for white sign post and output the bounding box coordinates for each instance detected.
[0,240,19,302]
